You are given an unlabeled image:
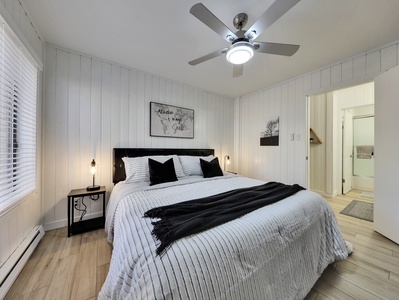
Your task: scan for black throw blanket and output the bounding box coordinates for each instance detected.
[144,181,305,255]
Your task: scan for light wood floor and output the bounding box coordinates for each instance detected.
[4,227,112,300]
[5,190,399,299]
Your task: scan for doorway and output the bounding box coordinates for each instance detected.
[341,107,375,195]
[308,82,375,197]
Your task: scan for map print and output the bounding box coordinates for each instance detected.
[150,102,194,138]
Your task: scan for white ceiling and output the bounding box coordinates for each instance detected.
[23,0,399,98]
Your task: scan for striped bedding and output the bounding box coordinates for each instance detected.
[99,175,349,300]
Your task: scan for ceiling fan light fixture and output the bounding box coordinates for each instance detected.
[226,42,254,65]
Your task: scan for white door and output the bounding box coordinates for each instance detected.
[342,110,353,194]
[374,65,399,244]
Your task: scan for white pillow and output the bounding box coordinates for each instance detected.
[122,155,185,183]
[179,155,215,176]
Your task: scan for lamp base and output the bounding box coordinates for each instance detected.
[86,185,100,191]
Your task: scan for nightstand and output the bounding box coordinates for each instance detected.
[67,186,106,237]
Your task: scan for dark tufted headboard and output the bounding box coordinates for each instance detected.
[113,148,215,184]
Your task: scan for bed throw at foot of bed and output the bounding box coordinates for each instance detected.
[144,181,305,255]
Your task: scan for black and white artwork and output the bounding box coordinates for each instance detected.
[150,102,194,138]
[260,116,279,146]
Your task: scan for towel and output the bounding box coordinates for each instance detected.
[356,145,374,159]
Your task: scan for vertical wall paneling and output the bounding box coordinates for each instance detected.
[311,71,321,91]
[144,73,152,148]
[42,45,234,230]
[68,53,81,196]
[309,94,327,193]
[80,56,92,188]
[381,44,397,71]
[54,50,69,223]
[136,72,145,146]
[151,76,160,149]
[366,50,381,76]
[354,55,367,79]
[341,60,353,83]
[110,65,121,150]
[331,64,342,85]
[128,70,138,147]
[120,68,130,147]
[321,68,331,88]
[253,91,261,179]
[43,46,56,225]
[287,80,296,184]
[294,77,306,187]
[280,83,288,182]
[325,92,335,195]
[100,62,112,190]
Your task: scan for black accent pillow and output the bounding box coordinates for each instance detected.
[148,158,178,186]
[200,157,224,178]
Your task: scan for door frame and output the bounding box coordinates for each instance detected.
[341,109,353,194]
[307,82,374,197]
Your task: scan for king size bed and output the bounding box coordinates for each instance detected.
[99,148,350,300]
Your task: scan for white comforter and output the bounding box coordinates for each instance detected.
[99,175,349,300]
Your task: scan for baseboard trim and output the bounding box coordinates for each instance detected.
[0,225,45,299]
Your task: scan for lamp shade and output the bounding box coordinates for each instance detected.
[90,159,96,175]
[226,42,254,65]
[87,159,100,191]
[224,155,230,171]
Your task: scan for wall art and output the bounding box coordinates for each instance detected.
[260,116,279,146]
[150,102,194,138]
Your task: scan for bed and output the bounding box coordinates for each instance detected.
[99,148,350,300]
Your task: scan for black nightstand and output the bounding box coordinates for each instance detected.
[67,186,106,237]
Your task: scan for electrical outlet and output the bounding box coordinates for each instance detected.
[74,199,79,207]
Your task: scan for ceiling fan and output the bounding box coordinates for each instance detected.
[188,0,301,77]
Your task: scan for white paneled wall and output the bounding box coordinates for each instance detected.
[43,45,234,230]
[336,82,375,110]
[237,79,307,185]
[236,41,399,187]
[309,93,328,194]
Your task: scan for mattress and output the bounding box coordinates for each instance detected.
[99,174,349,300]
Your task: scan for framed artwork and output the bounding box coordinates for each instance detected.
[260,116,279,146]
[150,102,194,138]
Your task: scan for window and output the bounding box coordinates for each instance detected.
[0,22,38,213]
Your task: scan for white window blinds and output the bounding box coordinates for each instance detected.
[0,22,38,212]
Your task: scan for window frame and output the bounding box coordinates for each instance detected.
[0,20,38,214]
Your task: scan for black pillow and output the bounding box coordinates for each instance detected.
[148,158,178,186]
[200,157,224,178]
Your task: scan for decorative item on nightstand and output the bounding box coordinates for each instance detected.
[224,155,230,172]
[87,159,100,191]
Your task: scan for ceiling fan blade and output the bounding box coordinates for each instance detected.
[190,3,237,42]
[189,47,228,66]
[245,0,301,40]
[233,64,243,78]
[255,42,299,56]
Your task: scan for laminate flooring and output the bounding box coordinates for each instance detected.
[5,190,399,299]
